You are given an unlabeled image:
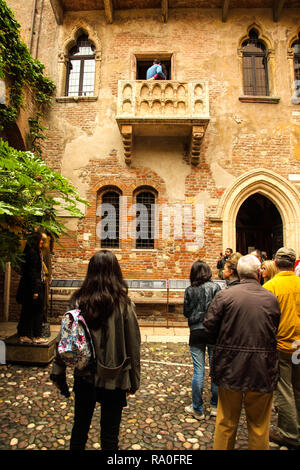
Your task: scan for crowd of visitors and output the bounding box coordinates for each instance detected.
[201,246,299,449]
[12,230,297,451]
[47,244,300,451]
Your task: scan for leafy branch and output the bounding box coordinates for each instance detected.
[0,139,88,271]
[0,0,55,131]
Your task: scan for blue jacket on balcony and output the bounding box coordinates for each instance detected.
[146,63,166,80]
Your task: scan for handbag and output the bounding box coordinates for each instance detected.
[58,309,95,370]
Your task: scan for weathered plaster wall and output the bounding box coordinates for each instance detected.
[6,0,36,47]
[37,7,300,275]
[4,3,300,312]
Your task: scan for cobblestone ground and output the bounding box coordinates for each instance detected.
[0,342,282,451]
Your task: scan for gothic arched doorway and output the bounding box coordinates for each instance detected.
[236,193,283,258]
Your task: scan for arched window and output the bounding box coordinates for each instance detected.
[242,28,269,96]
[100,191,120,248]
[66,34,95,97]
[292,34,300,98]
[136,191,156,249]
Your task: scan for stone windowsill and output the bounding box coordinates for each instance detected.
[131,249,158,252]
[239,95,280,104]
[55,96,98,103]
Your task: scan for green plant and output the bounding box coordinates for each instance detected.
[0,139,88,270]
[0,0,55,132]
[28,113,47,157]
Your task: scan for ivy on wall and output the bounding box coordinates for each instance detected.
[0,1,89,270]
[0,0,55,140]
[0,139,88,270]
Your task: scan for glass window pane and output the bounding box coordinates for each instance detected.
[67,35,95,97]
[294,56,300,97]
[254,56,267,95]
[242,39,265,54]
[292,40,300,55]
[70,35,95,56]
[67,60,81,96]
[101,192,120,248]
[242,56,254,95]
[82,59,95,96]
[136,192,155,249]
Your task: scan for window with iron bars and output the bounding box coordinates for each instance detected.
[292,35,300,98]
[136,192,156,249]
[242,29,269,96]
[66,35,95,97]
[101,191,120,248]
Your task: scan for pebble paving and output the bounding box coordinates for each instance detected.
[0,342,284,451]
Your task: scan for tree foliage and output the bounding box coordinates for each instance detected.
[0,1,88,271]
[0,0,55,129]
[0,139,87,270]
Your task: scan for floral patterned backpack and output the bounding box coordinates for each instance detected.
[58,309,95,370]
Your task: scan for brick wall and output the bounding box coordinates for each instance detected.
[3,3,300,322]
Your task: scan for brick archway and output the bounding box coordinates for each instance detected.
[211,169,300,252]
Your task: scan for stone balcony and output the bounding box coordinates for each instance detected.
[116,80,210,165]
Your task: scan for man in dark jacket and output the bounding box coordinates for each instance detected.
[222,259,240,287]
[203,254,281,450]
[216,248,233,279]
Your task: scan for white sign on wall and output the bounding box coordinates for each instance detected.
[0,341,6,365]
[288,174,300,182]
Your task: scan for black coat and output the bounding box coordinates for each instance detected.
[16,246,43,304]
[183,281,221,331]
[203,279,281,394]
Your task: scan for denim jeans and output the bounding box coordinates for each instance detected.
[70,377,126,450]
[190,344,218,414]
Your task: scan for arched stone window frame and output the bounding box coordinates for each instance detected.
[132,186,158,250]
[210,168,300,252]
[237,24,279,104]
[287,29,300,105]
[57,25,101,101]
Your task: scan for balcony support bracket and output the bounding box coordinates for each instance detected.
[190,126,205,165]
[121,125,133,164]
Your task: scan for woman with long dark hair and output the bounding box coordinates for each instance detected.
[16,231,47,344]
[183,260,221,419]
[51,250,141,450]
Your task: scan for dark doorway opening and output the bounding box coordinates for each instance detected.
[236,193,283,258]
[136,59,171,80]
[1,123,26,151]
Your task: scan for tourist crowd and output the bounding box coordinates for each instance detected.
[47,245,300,451]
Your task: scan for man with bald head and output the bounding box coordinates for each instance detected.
[204,254,281,450]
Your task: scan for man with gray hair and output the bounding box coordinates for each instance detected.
[264,247,300,449]
[203,254,281,450]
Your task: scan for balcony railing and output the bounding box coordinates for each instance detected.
[116,80,210,164]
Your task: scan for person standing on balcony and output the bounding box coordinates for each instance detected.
[146,58,166,80]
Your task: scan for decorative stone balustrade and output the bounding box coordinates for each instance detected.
[116,80,210,164]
